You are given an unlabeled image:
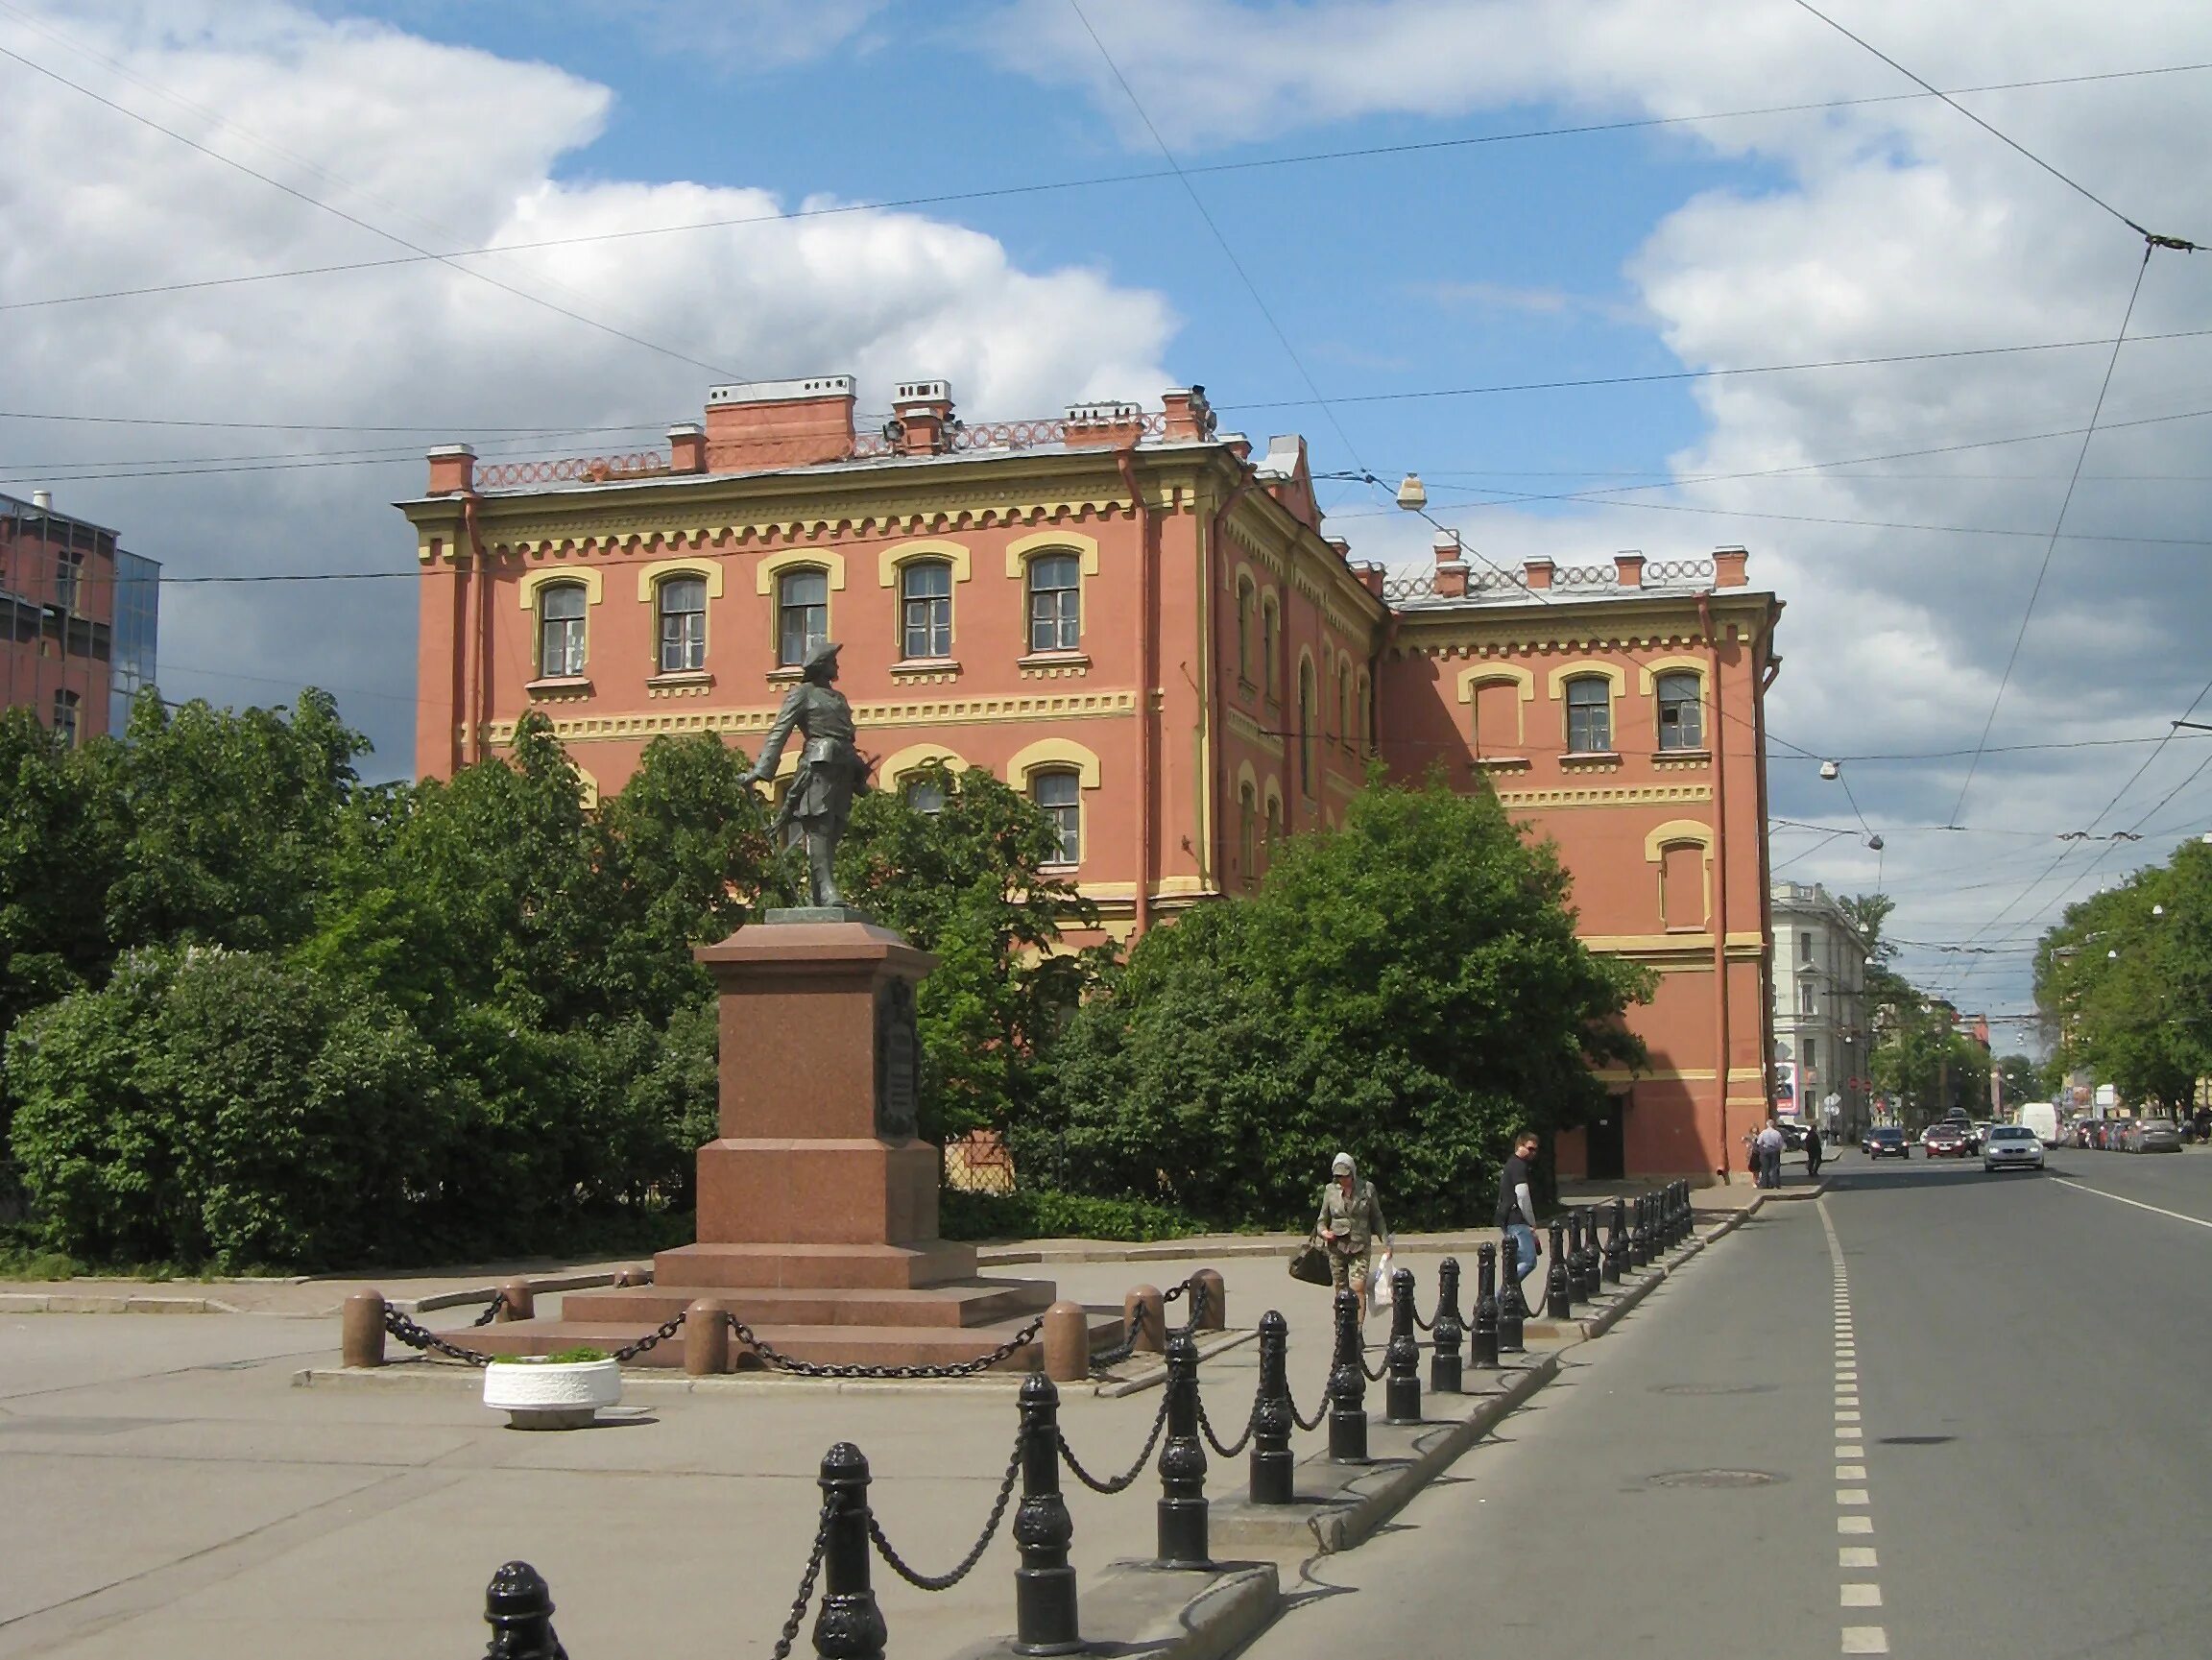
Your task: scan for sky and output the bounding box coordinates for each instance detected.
[4,0,2211,1033]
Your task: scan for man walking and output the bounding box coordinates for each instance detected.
[1805,1121,1824,1180]
[1497,1130,1542,1283]
[1756,1117,1786,1189]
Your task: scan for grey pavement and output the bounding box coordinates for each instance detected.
[0,1245,1575,1660]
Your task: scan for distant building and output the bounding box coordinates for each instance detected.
[400,376,1782,1180]
[1769,881,1870,1137]
[1,491,158,745]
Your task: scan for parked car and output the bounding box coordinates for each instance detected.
[1865,1126,1911,1160]
[2130,1119,2184,1153]
[1778,1119,1811,1151]
[1983,1124,2045,1172]
[1923,1121,1971,1159]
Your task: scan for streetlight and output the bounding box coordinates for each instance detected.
[1395,472,1427,513]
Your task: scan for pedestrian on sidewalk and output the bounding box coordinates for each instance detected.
[1756,1117,1786,1188]
[1497,1129,1543,1283]
[1805,1122,1824,1180]
[1316,1151,1388,1326]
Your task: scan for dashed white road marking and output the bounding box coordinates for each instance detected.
[1820,1197,1886,1658]
[1838,1515,1875,1534]
[1837,1464,1866,1480]
[1841,1584,1884,1607]
[1839,1547,1878,1569]
[1841,1624,1891,1653]
[1838,1489,1870,1505]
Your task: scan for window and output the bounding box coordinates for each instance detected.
[1026,553,1080,653]
[1798,930,1813,962]
[55,549,84,613]
[1239,782,1258,881]
[1565,676,1611,754]
[901,560,952,660]
[657,576,707,673]
[1237,580,1255,683]
[538,583,587,677]
[1799,982,1816,1016]
[778,566,829,666]
[1358,674,1371,743]
[1804,1039,1817,1074]
[1298,661,1317,796]
[1339,665,1354,748]
[903,777,947,815]
[1655,670,1702,750]
[52,689,79,747]
[1659,840,1704,930]
[1262,597,1280,699]
[1032,770,1080,863]
[1474,680,1519,757]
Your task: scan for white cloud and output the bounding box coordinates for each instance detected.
[0,0,1173,776]
[990,0,2212,1015]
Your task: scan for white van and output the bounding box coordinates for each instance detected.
[2017,1102,2060,1148]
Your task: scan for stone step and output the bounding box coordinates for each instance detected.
[651,1239,979,1290]
[444,1314,1100,1372]
[559,1278,1057,1330]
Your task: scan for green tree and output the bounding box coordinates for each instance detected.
[1027,772,1653,1228]
[0,708,125,1033]
[1995,1053,2039,1111]
[837,763,1109,1143]
[1869,1004,1989,1125]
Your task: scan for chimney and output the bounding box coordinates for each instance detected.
[1354,561,1384,599]
[1324,536,1352,563]
[705,374,857,472]
[1063,398,1147,449]
[425,445,476,495]
[1524,556,1555,590]
[32,489,53,512]
[890,379,957,456]
[1615,550,1646,589]
[1162,385,1216,441]
[1431,529,1469,599]
[668,423,707,474]
[1714,545,1749,588]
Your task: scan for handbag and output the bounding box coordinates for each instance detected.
[1288,1235,1333,1286]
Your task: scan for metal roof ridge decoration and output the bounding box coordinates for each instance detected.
[1385,557,1719,609]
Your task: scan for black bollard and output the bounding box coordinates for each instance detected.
[1603,1196,1626,1285]
[482,1561,565,1660]
[1545,1219,1573,1320]
[1498,1233,1528,1354]
[1573,1210,1598,1302]
[1012,1375,1081,1656]
[1249,1311,1294,1505]
[1384,1267,1421,1425]
[813,1443,887,1660]
[1156,1331,1211,1569]
[1429,1258,1465,1394]
[1471,1242,1502,1368]
[1630,1193,1650,1268]
[1327,1287,1369,1463]
[1563,1213,1585,1306]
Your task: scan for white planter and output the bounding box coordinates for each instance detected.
[482,1357,623,1430]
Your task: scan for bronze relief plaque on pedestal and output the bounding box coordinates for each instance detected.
[875,977,920,1141]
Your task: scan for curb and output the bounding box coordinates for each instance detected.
[950,1560,1279,1660]
[0,1292,242,1315]
[1211,1353,1561,1554]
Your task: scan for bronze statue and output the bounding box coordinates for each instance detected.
[743,640,870,907]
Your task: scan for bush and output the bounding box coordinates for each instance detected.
[938,1185,1207,1242]
[7,947,455,1269]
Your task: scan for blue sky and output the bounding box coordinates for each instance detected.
[7,0,2212,1029]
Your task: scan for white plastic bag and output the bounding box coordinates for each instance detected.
[1367,1246,1394,1316]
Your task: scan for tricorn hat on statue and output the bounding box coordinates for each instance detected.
[803,639,843,674]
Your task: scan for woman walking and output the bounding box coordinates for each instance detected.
[1315,1151,1388,1328]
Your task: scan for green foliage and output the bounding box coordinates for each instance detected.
[838,763,1109,1143]
[0,709,126,1033]
[2033,839,2212,1114]
[1995,1054,2040,1109]
[7,947,453,1269]
[1868,1007,1990,1125]
[938,1185,1207,1242]
[1025,773,1653,1230]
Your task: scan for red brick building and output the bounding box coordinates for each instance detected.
[401,376,1781,1179]
[2,491,159,745]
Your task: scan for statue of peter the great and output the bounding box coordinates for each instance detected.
[742,640,871,908]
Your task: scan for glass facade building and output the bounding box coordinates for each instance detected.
[108,550,160,734]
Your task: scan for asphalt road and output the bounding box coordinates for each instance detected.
[1242,1147,2212,1660]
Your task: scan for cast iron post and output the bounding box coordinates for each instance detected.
[1546,1219,1573,1320]
[1570,1211,1594,1302]
[1603,1197,1626,1285]
[1429,1258,1464,1394]
[1012,1375,1080,1655]
[482,1561,565,1660]
[1498,1232,1528,1354]
[813,1443,887,1660]
[1384,1267,1421,1425]
[1156,1331,1210,1568]
[1250,1311,1294,1505]
[1327,1287,1368,1463]
[1581,1208,1603,1297]
[1472,1242,1502,1369]
[1630,1194,1650,1268]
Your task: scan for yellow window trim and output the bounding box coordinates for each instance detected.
[1010,736,1102,789]
[755,548,847,596]
[880,742,970,782]
[1004,530,1100,579]
[634,558,724,604]
[1456,664,1535,704]
[517,566,601,611]
[1262,774,1285,814]
[878,539,973,588]
[1643,819,1715,863]
[1636,654,1708,695]
[1545,660,1627,702]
